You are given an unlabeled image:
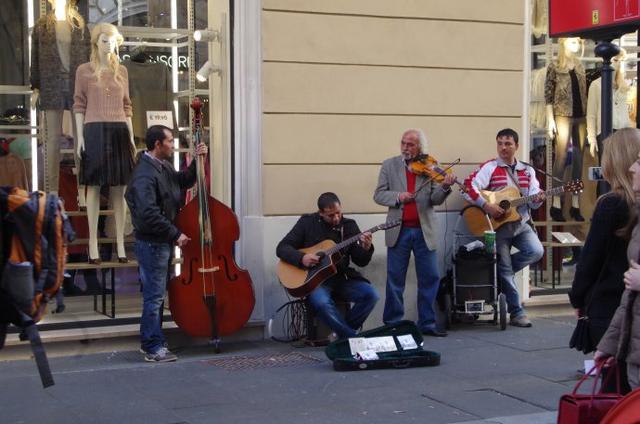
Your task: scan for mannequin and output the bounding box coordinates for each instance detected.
[587,49,632,159]
[545,37,588,221]
[73,23,135,263]
[31,0,90,202]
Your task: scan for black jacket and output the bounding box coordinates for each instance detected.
[276,213,374,283]
[569,194,630,321]
[125,154,196,244]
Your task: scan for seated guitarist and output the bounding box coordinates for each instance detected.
[462,128,545,328]
[276,192,380,339]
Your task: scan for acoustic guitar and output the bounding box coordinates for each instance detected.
[462,179,584,236]
[277,219,401,298]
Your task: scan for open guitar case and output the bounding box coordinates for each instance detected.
[325,320,440,371]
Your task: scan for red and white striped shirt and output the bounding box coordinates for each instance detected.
[463,158,542,221]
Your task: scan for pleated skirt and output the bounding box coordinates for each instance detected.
[80,122,135,186]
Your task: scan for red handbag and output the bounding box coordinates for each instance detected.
[557,362,623,424]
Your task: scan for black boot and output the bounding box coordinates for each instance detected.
[550,206,565,222]
[569,207,584,222]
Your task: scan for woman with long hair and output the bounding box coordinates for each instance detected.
[570,128,640,392]
[595,128,640,390]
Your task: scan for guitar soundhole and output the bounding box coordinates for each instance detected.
[499,200,511,211]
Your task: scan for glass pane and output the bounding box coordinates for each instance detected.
[88,0,188,27]
[0,0,28,86]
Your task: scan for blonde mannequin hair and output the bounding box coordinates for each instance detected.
[600,128,640,238]
[89,23,124,86]
[44,0,85,32]
[557,37,584,71]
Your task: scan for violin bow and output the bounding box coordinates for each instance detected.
[412,158,462,196]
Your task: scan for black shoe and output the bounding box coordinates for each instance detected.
[422,328,448,337]
[569,207,584,222]
[550,206,565,222]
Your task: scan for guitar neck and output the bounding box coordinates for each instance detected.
[511,185,565,208]
[326,225,380,255]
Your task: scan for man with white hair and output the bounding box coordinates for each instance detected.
[374,128,456,336]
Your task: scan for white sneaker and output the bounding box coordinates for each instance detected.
[144,347,177,363]
[510,315,532,328]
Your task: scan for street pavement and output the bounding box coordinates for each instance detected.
[0,306,587,424]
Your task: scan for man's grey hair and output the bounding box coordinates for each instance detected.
[402,128,428,153]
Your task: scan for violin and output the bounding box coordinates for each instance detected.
[168,97,255,353]
[408,154,468,193]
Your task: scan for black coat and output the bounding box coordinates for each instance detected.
[125,154,196,244]
[569,194,630,333]
[276,213,374,283]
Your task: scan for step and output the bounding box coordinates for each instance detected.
[523,293,570,307]
[4,317,265,346]
[3,319,266,361]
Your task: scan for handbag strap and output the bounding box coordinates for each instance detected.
[573,361,621,396]
[593,361,621,396]
[573,363,602,394]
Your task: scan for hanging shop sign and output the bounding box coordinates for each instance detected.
[549,0,640,39]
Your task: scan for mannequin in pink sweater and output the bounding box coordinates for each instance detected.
[73,23,135,263]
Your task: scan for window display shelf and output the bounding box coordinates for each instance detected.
[532,221,589,227]
[0,125,36,131]
[118,26,190,40]
[0,85,32,95]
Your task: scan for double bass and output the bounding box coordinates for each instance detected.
[168,97,255,352]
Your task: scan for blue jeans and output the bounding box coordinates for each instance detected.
[384,227,440,332]
[496,222,544,318]
[307,277,379,338]
[135,240,172,354]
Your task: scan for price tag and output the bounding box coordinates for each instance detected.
[146,111,174,129]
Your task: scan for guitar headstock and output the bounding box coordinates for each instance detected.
[564,180,584,194]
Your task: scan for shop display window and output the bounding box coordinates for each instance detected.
[528,1,639,294]
[0,0,210,327]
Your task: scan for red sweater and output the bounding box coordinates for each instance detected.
[402,169,420,227]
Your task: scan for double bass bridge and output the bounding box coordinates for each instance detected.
[198,266,220,273]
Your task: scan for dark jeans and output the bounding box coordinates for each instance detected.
[307,277,379,338]
[135,239,172,354]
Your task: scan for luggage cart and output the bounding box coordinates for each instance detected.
[444,206,507,330]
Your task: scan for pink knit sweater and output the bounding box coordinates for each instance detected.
[73,63,133,123]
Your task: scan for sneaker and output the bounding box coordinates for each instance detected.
[144,347,177,363]
[140,342,169,354]
[510,315,532,328]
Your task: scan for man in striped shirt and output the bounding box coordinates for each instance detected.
[463,128,545,328]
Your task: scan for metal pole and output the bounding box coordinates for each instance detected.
[594,41,621,140]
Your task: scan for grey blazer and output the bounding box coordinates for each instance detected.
[373,155,451,249]
[30,18,90,110]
